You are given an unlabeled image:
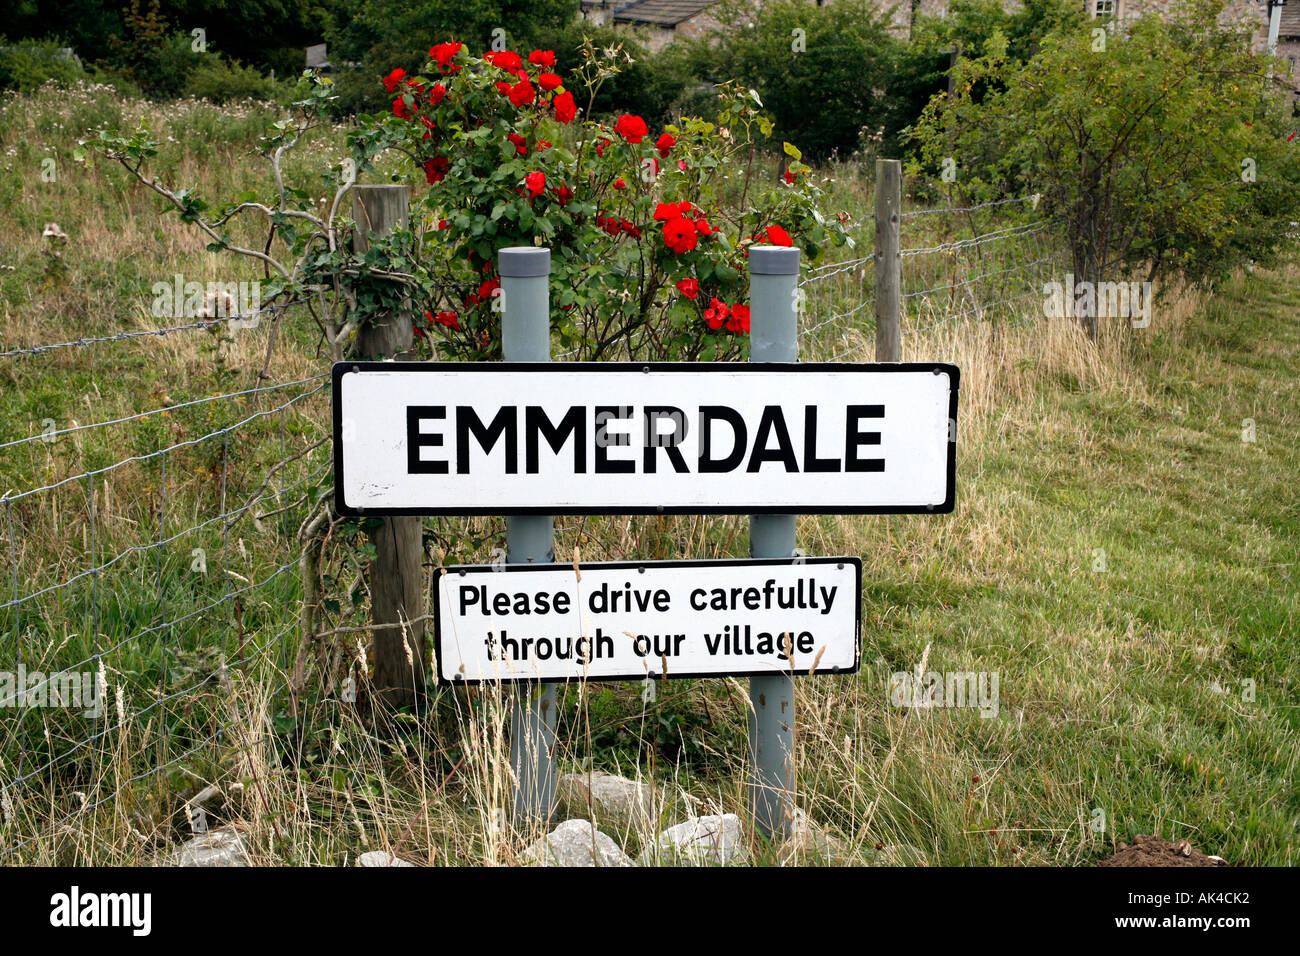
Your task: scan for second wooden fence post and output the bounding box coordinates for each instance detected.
[875,158,903,363]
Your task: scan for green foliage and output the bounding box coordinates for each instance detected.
[0,0,333,76]
[706,0,905,161]
[907,0,1300,300]
[111,13,207,100]
[182,55,288,104]
[327,0,578,115]
[530,23,697,126]
[0,37,87,91]
[912,0,1085,63]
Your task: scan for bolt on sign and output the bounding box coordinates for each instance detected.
[434,558,861,684]
[332,362,959,516]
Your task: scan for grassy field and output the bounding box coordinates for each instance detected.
[0,82,1296,865]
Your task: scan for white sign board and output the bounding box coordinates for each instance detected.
[333,362,957,516]
[433,557,860,684]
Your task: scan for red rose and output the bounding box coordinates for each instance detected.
[552,184,573,205]
[653,203,681,222]
[434,310,460,330]
[703,298,729,330]
[485,51,523,71]
[479,277,501,300]
[676,278,700,300]
[428,82,447,106]
[495,81,512,95]
[383,68,406,93]
[508,79,535,107]
[783,169,796,185]
[552,90,576,124]
[621,219,641,239]
[525,171,546,197]
[429,42,461,70]
[507,133,527,156]
[614,178,626,190]
[423,156,449,183]
[726,303,751,334]
[437,219,449,229]
[656,133,676,157]
[595,137,611,158]
[537,139,552,150]
[392,97,411,119]
[663,217,698,254]
[614,114,648,144]
[764,225,793,246]
[694,217,712,236]
[528,50,556,67]
[538,72,563,92]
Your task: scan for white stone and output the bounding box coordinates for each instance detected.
[558,771,654,829]
[784,808,850,863]
[523,819,633,867]
[358,851,414,867]
[645,813,749,866]
[168,829,250,867]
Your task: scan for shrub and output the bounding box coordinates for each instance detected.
[908,0,1300,332]
[183,57,286,104]
[349,40,851,361]
[0,38,87,92]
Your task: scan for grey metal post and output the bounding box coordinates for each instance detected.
[748,244,800,839]
[875,159,902,363]
[499,247,557,826]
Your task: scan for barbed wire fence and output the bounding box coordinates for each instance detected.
[0,301,334,862]
[800,191,1063,362]
[0,177,1065,862]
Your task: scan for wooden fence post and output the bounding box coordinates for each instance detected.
[350,184,427,710]
[875,159,902,363]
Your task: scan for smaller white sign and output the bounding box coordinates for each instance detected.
[433,557,861,684]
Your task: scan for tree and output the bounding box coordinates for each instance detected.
[908,0,1300,336]
[706,0,906,161]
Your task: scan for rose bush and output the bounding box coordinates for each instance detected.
[351,40,851,361]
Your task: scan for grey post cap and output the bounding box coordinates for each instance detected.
[748,245,800,275]
[498,246,551,277]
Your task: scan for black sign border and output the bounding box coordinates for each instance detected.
[431,555,863,686]
[332,361,959,516]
